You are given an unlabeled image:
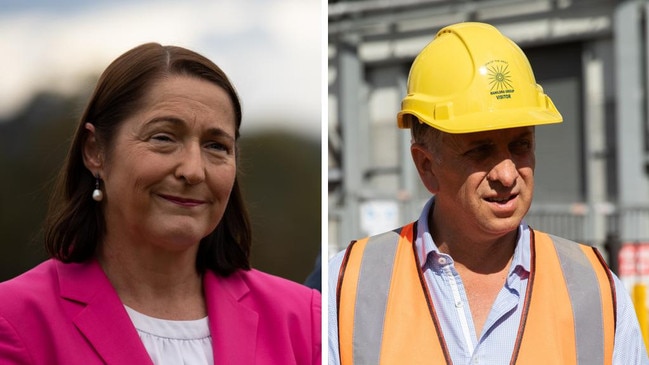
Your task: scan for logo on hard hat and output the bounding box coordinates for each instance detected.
[485,60,514,100]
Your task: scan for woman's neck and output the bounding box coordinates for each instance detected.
[97,238,206,320]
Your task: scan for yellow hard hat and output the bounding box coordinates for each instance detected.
[397,22,562,133]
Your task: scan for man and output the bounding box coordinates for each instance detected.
[329,22,649,365]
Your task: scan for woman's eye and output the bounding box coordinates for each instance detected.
[206,141,231,153]
[151,134,174,142]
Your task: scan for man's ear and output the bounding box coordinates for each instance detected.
[411,143,440,194]
[82,123,104,175]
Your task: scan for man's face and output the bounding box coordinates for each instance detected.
[414,126,535,241]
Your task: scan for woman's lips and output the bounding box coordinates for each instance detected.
[158,194,206,207]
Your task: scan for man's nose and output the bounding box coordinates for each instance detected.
[487,157,519,187]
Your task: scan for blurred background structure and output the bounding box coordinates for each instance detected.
[328,0,649,300]
[0,0,321,285]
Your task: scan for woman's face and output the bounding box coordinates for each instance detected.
[94,75,237,252]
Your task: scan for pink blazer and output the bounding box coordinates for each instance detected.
[0,259,321,364]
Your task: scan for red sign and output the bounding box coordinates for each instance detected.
[619,243,649,277]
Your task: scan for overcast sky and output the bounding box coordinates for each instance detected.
[0,0,322,138]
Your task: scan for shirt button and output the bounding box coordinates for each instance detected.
[455,301,462,308]
[437,257,447,265]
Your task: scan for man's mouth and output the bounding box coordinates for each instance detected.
[485,195,516,203]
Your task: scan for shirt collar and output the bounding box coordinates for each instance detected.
[414,196,532,275]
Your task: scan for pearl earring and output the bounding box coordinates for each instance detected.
[92,175,103,202]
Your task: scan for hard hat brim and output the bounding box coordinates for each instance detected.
[397,107,563,133]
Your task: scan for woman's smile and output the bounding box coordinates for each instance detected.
[158,194,208,207]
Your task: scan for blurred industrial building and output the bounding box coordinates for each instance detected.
[327,0,649,289]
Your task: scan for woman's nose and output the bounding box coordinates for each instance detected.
[175,144,205,185]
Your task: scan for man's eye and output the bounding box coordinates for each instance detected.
[466,144,492,157]
[510,140,532,154]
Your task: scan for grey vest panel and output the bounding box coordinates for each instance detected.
[550,234,605,365]
[352,230,400,365]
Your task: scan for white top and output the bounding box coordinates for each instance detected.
[124,305,214,365]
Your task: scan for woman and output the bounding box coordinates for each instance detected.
[0,43,321,365]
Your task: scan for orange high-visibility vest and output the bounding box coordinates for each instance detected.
[336,223,616,365]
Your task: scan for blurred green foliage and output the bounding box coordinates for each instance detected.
[0,89,321,285]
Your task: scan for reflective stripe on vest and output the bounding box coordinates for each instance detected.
[336,223,616,365]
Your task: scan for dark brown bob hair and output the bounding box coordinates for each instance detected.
[44,42,251,276]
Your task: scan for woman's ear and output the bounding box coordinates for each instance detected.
[411,143,440,194]
[82,123,104,174]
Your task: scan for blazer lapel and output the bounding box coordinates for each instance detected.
[205,270,259,365]
[57,260,153,365]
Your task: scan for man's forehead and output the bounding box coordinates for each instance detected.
[449,126,534,143]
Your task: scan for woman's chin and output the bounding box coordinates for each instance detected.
[149,228,208,251]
